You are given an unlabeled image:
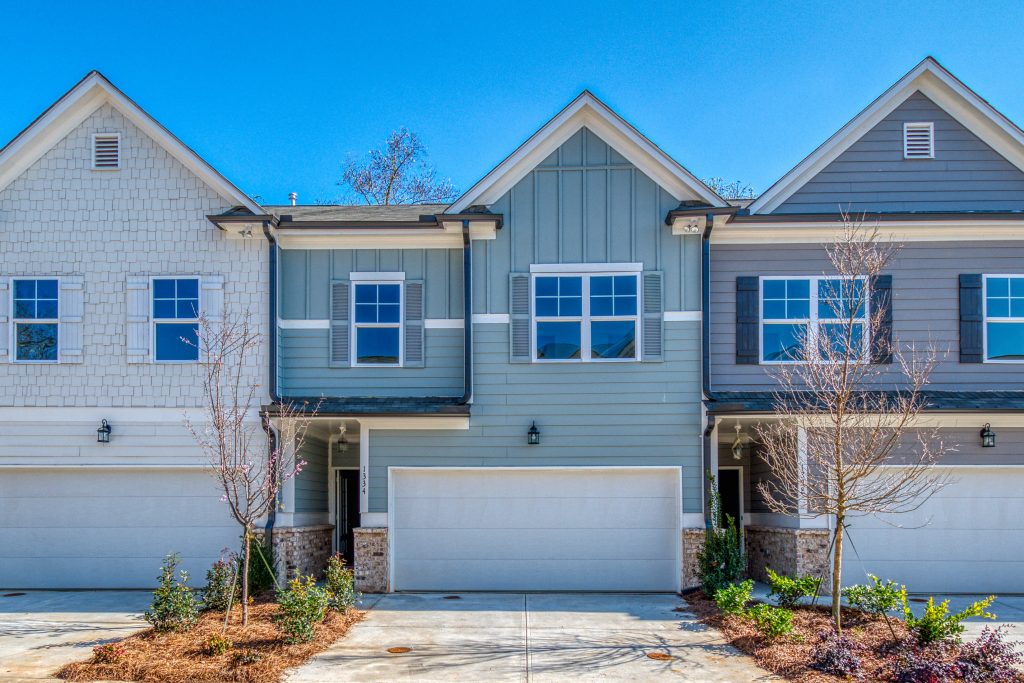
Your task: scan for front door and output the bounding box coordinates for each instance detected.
[334,470,361,565]
[718,468,742,529]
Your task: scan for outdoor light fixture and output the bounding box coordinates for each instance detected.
[527,421,540,446]
[980,423,995,448]
[97,419,112,443]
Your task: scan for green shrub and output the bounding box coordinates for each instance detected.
[231,648,263,666]
[92,642,127,663]
[247,538,277,594]
[901,590,996,646]
[325,553,358,611]
[844,574,903,614]
[765,568,821,608]
[747,604,794,639]
[714,580,753,616]
[203,633,233,656]
[144,553,200,632]
[275,573,330,644]
[201,550,240,612]
[696,472,746,594]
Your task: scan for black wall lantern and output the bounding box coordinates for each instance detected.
[980,423,995,448]
[97,419,112,444]
[527,421,540,446]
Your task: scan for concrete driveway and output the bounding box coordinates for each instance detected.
[286,592,778,682]
[0,590,150,682]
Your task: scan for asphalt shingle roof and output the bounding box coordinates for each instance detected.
[266,396,469,417]
[265,204,450,223]
[708,390,1024,413]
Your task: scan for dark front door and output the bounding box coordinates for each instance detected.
[718,469,742,529]
[335,470,361,565]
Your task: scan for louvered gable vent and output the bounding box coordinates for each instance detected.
[92,133,121,169]
[903,122,934,159]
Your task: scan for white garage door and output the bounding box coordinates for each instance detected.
[0,469,239,588]
[390,467,681,592]
[842,468,1024,593]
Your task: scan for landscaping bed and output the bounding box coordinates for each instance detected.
[56,598,363,683]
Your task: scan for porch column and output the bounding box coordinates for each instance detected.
[358,423,370,514]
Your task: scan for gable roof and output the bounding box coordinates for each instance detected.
[748,57,1024,215]
[447,90,725,213]
[0,71,261,213]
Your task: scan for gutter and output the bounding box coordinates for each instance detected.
[702,214,714,529]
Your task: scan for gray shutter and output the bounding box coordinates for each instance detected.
[404,280,425,368]
[0,277,9,362]
[959,274,983,363]
[59,276,84,363]
[736,276,759,364]
[126,276,150,363]
[329,280,351,368]
[870,274,893,364]
[509,273,531,363]
[641,271,664,362]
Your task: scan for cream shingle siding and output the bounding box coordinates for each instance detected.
[0,104,267,407]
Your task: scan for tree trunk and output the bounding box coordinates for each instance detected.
[241,531,251,627]
[832,514,844,635]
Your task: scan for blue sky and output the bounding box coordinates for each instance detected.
[3,1,1024,205]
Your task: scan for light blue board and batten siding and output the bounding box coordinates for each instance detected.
[368,128,706,515]
[294,433,328,514]
[775,92,1024,213]
[278,248,464,397]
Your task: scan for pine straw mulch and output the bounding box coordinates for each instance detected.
[685,590,909,682]
[56,600,364,683]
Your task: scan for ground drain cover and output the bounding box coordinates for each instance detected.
[387,647,412,654]
[443,595,461,600]
[2,593,25,598]
[647,652,673,661]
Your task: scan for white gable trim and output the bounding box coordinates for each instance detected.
[0,71,261,213]
[749,57,1024,215]
[447,91,724,213]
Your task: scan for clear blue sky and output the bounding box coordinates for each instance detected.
[3,0,1024,205]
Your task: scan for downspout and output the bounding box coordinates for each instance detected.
[460,220,473,404]
[261,221,280,543]
[702,214,714,529]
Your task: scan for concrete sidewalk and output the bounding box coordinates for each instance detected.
[285,592,778,682]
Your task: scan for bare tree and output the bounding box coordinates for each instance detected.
[339,127,457,205]
[701,177,756,200]
[185,311,316,626]
[755,216,949,634]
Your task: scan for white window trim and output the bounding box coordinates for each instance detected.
[10,276,60,364]
[150,276,201,364]
[759,275,870,365]
[530,270,642,363]
[982,274,1024,364]
[350,272,406,282]
[903,121,935,159]
[351,280,404,368]
[530,262,643,274]
[91,132,121,171]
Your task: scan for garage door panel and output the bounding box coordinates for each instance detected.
[0,471,218,498]
[844,560,1024,594]
[396,527,679,561]
[1,496,233,527]
[0,525,238,559]
[395,559,678,592]
[846,528,1024,563]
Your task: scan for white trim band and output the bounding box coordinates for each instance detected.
[473,313,511,324]
[423,319,464,329]
[279,319,330,329]
[664,311,701,322]
[530,262,643,273]
[350,272,406,282]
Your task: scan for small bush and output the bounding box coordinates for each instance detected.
[325,553,358,611]
[747,603,794,639]
[765,567,821,608]
[201,550,240,612]
[901,590,996,645]
[92,642,127,664]
[696,473,746,594]
[955,626,1024,682]
[247,538,277,594]
[144,553,200,633]
[844,574,903,614]
[275,573,330,644]
[231,648,263,666]
[713,579,753,616]
[885,641,957,683]
[203,633,233,656]
[810,631,862,679]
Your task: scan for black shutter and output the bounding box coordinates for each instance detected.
[959,274,983,363]
[736,276,759,364]
[870,274,893,364]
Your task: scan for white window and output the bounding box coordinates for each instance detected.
[903,122,934,159]
[152,277,199,362]
[531,266,640,362]
[12,278,59,362]
[352,276,403,367]
[92,133,121,170]
[760,276,868,363]
[983,275,1024,362]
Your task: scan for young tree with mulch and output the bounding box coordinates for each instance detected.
[185,311,316,626]
[339,127,457,205]
[755,217,950,635]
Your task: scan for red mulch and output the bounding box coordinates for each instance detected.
[56,600,363,683]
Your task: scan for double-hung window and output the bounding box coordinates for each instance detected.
[761,276,868,362]
[353,281,403,366]
[533,270,639,362]
[12,278,59,362]
[984,275,1024,362]
[152,277,200,362]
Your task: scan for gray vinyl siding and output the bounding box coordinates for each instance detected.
[894,427,1024,467]
[294,434,328,513]
[710,241,1024,391]
[776,92,1024,213]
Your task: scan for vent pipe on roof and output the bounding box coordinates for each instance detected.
[288,192,297,206]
